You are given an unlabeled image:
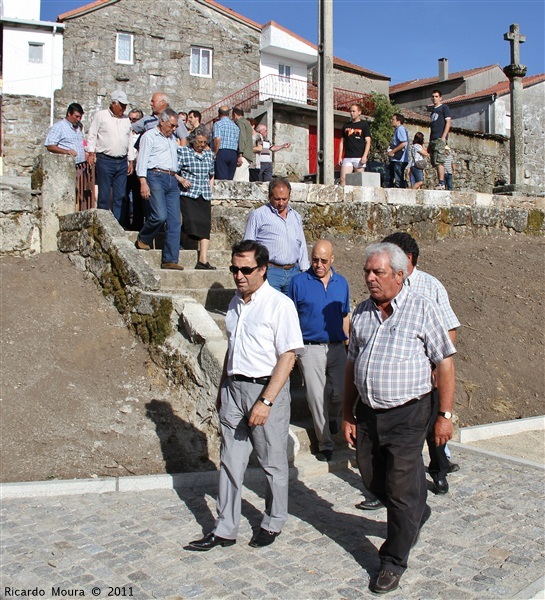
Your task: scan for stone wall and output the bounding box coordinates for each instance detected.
[2,95,51,176]
[309,65,389,97]
[211,181,545,240]
[57,209,226,469]
[403,118,510,193]
[521,82,545,188]
[55,0,261,123]
[0,176,41,255]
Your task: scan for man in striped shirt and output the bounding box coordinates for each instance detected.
[343,242,456,594]
[244,177,310,294]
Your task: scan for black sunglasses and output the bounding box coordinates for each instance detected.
[229,265,260,275]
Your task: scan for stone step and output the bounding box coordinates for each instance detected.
[126,230,230,250]
[290,418,348,456]
[140,249,232,270]
[157,267,234,290]
[175,287,237,311]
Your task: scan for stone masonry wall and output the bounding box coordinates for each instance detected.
[521,83,545,188]
[57,209,226,469]
[0,176,41,255]
[55,0,261,123]
[2,95,51,176]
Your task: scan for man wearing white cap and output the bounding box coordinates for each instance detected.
[87,90,135,226]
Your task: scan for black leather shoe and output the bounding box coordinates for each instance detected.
[369,570,402,594]
[431,477,449,495]
[195,261,217,270]
[355,498,384,510]
[248,528,280,548]
[187,532,236,551]
[447,461,460,473]
[316,450,333,462]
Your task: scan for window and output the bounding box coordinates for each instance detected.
[116,32,134,64]
[279,64,291,79]
[28,43,44,64]
[190,47,212,77]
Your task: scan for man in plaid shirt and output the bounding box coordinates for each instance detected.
[342,242,456,594]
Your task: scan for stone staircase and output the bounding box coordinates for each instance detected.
[125,230,348,464]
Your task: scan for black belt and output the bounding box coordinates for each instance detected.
[369,392,432,414]
[268,262,296,270]
[230,374,271,385]
[97,152,127,159]
[150,167,176,176]
[304,340,343,345]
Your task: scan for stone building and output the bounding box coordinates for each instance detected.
[55,0,262,120]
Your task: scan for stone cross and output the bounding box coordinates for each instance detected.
[502,24,527,189]
[504,23,526,67]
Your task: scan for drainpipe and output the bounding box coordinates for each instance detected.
[49,25,57,126]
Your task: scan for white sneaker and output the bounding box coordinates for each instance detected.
[435,183,446,190]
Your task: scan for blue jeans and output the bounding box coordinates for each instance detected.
[138,170,181,264]
[95,153,128,226]
[266,265,300,295]
[389,161,407,188]
[444,173,453,190]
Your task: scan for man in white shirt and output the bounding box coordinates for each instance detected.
[87,90,135,226]
[188,240,304,552]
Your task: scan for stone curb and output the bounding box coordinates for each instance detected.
[512,575,545,600]
[458,414,544,442]
[448,441,545,470]
[0,451,355,500]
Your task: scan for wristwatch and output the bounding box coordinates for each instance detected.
[260,397,273,407]
[438,411,452,419]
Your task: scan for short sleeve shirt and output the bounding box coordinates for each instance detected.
[342,120,371,158]
[226,280,304,378]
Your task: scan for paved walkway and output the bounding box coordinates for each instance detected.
[2,443,544,600]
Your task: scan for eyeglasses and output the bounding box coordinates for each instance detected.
[129,117,140,123]
[229,265,260,275]
[311,258,329,264]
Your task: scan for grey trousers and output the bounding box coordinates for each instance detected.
[298,343,346,451]
[214,377,291,539]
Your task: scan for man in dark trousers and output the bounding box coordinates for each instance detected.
[343,242,456,594]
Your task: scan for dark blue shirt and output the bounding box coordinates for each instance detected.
[288,267,350,343]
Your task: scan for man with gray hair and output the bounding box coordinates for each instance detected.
[134,108,183,270]
[343,242,456,594]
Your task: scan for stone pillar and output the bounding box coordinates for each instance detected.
[494,24,541,196]
[35,153,77,252]
[317,0,334,185]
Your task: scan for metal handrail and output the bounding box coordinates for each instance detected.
[200,74,375,127]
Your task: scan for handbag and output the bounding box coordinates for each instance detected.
[412,145,426,169]
[415,159,427,170]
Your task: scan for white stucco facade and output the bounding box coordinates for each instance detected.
[2,23,64,97]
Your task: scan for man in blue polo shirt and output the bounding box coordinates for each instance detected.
[288,240,350,462]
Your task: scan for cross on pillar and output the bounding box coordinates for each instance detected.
[504,23,526,66]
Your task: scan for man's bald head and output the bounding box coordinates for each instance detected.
[311,240,334,280]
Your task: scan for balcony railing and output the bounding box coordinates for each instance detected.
[200,74,375,127]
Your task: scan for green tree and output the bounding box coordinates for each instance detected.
[369,93,395,161]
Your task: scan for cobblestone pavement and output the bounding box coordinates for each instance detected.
[2,446,544,600]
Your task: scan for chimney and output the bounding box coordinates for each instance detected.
[438,58,449,81]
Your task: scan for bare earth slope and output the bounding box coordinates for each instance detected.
[1,235,543,483]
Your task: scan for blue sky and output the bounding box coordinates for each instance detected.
[41,0,545,85]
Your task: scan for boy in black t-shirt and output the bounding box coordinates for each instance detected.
[338,104,371,185]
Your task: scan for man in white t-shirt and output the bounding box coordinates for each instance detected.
[188,240,304,552]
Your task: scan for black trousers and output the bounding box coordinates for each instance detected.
[426,388,450,479]
[356,396,432,574]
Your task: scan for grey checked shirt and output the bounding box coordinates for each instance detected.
[348,285,456,409]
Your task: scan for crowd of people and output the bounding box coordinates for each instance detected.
[45,90,460,594]
[168,175,458,594]
[44,90,294,270]
[338,92,456,190]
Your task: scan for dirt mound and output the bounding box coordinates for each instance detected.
[1,235,543,482]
